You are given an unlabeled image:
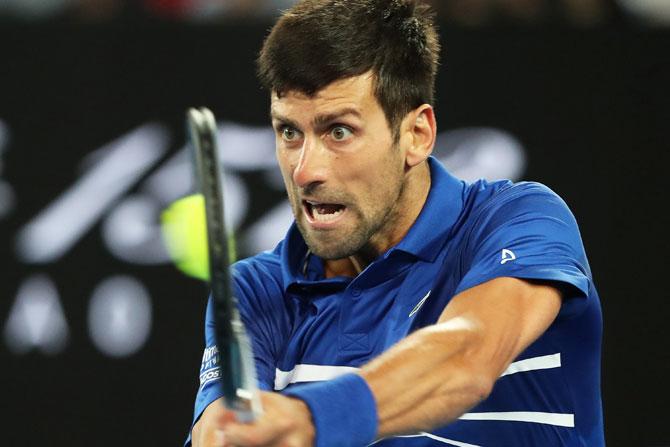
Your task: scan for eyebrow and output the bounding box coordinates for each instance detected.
[271,107,362,130]
[312,108,362,128]
[270,114,300,131]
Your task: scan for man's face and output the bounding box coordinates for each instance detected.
[271,73,407,260]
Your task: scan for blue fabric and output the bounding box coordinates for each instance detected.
[186,157,604,446]
[283,373,378,447]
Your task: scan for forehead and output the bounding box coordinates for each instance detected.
[270,73,379,120]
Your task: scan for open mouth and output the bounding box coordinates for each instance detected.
[303,200,346,224]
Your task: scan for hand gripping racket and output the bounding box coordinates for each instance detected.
[187,107,262,422]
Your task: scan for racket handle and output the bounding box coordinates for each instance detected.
[233,388,261,423]
[229,327,263,421]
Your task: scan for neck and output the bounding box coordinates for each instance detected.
[324,161,432,278]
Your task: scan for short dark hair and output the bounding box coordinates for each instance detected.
[257,0,440,138]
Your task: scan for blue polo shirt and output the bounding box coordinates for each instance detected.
[187,157,604,446]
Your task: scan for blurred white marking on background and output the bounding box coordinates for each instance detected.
[4,274,69,355]
[243,200,294,254]
[88,276,152,358]
[435,128,526,183]
[217,122,277,170]
[103,121,263,265]
[104,147,248,265]
[141,146,249,228]
[102,194,170,264]
[15,125,169,264]
[142,148,194,204]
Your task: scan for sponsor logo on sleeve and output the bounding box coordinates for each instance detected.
[199,367,221,388]
[199,345,221,388]
[200,345,219,372]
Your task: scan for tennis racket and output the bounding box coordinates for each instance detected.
[187,107,262,423]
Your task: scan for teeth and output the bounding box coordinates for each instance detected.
[305,201,345,223]
[312,206,344,222]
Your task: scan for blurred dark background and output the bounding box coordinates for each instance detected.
[0,1,668,446]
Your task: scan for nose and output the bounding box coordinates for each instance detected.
[292,137,328,189]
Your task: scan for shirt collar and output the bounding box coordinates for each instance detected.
[280,157,465,290]
[280,222,349,292]
[390,157,465,262]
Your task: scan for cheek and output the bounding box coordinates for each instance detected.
[373,152,405,197]
[277,158,301,204]
[276,151,294,181]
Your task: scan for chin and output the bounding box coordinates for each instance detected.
[304,236,357,260]
[306,241,345,260]
[297,222,365,260]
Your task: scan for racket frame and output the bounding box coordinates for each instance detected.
[187,107,261,422]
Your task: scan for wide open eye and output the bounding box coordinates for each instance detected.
[282,126,300,142]
[330,126,353,141]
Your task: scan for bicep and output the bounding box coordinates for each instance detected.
[439,277,562,379]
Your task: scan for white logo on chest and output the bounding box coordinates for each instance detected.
[409,290,432,318]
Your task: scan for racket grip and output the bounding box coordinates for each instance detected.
[232,327,263,421]
[233,389,259,423]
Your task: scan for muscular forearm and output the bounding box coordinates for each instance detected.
[361,278,562,439]
[360,317,494,438]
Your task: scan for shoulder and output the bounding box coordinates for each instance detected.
[457,180,586,265]
[466,179,565,206]
[454,180,593,302]
[465,180,577,228]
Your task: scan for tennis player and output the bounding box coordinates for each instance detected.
[188,1,604,446]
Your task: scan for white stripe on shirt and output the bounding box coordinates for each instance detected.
[274,353,562,390]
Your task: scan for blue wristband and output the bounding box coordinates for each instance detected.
[282,373,378,447]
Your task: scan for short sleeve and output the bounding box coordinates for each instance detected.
[455,183,592,318]
[184,257,286,446]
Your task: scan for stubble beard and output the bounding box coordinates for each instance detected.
[291,170,405,261]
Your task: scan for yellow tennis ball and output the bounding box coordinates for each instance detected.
[160,194,210,280]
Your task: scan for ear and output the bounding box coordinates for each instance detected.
[403,104,436,168]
